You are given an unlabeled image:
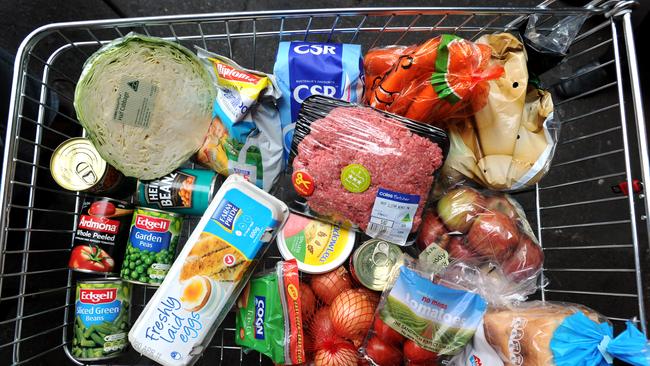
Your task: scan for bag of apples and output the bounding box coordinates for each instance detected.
[417,185,544,292]
[302,266,381,366]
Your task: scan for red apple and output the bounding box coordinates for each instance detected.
[502,235,544,282]
[466,211,519,262]
[447,236,479,262]
[436,187,486,233]
[485,195,519,220]
[417,211,448,250]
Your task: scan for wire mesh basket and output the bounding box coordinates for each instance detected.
[1,1,648,365]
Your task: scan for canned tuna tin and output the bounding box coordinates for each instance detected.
[136,168,219,216]
[350,239,404,291]
[121,207,183,285]
[72,278,131,361]
[69,197,134,274]
[50,137,132,196]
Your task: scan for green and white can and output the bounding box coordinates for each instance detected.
[120,207,183,285]
[72,278,131,361]
[136,168,220,216]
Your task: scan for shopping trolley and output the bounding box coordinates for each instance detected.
[1,1,648,365]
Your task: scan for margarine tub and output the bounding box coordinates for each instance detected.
[276,213,355,274]
[128,175,289,366]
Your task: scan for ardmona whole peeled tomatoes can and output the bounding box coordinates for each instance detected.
[121,207,182,285]
[70,197,133,274]
[72,278,131,361]
[136,168,219,216]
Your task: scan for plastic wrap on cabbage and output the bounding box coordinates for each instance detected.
[74,33,216,179]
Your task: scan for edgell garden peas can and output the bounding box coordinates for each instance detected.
[136,168,220,216]
[121,207,183,285]
[72,278,131,361]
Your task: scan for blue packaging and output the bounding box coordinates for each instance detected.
[273,42,364,160]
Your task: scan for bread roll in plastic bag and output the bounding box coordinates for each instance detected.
[417,185,543,292]
[439,33,559,191]
[364,34,504,125]
[449,301,650,366]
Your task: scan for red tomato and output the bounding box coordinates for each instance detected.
[365,336,402,366]
[372,318,404,346]
[403,340,438,363]
[69,245,115,272]
[88,201,116,216]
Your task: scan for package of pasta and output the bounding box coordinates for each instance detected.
[438,33,558,191]
[449,301,650,366]
[235,259,305,365]
[282,95,449,246]
[365,34,504,126]
[196,48,284,191]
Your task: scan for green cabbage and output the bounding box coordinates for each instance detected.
[74,33,216,179]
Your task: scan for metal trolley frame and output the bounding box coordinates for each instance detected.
[1,1,649,365]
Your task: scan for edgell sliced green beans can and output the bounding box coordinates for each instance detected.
[73,278,131,361]
[121,207,182,285]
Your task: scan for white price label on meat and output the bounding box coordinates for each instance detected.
[366,188,419,245]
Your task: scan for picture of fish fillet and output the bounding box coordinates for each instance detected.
[180,232,249,282]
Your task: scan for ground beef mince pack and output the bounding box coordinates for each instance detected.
[274,41,364,161]
[284,96,449,245]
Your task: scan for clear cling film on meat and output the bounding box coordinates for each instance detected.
[278,95,449,246]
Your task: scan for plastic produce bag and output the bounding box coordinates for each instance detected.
[449,302,650,366]
[283,95,449,245]
[235,259,305,364]
[365,34,504,126]
[196,49,283,191]
[439,33,558,191]
[360,256,487,366]
[417,185,543,291]
[525,13,586,56]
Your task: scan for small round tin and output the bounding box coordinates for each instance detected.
[50,137,126,194]
[350,239,404,291]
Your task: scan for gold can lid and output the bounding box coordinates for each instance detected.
[50,137,107,191]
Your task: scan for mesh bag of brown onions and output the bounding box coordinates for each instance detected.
[300,266,381,366]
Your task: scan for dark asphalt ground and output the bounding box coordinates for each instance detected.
[1,1,649,365]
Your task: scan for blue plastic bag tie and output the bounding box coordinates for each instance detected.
[597,335,614,364]
[551,312,650,366]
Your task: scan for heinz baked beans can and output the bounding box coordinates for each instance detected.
[69,197,134,275]
[136,168,219,216]
[120,207,182,286]
[72,278,131,361]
